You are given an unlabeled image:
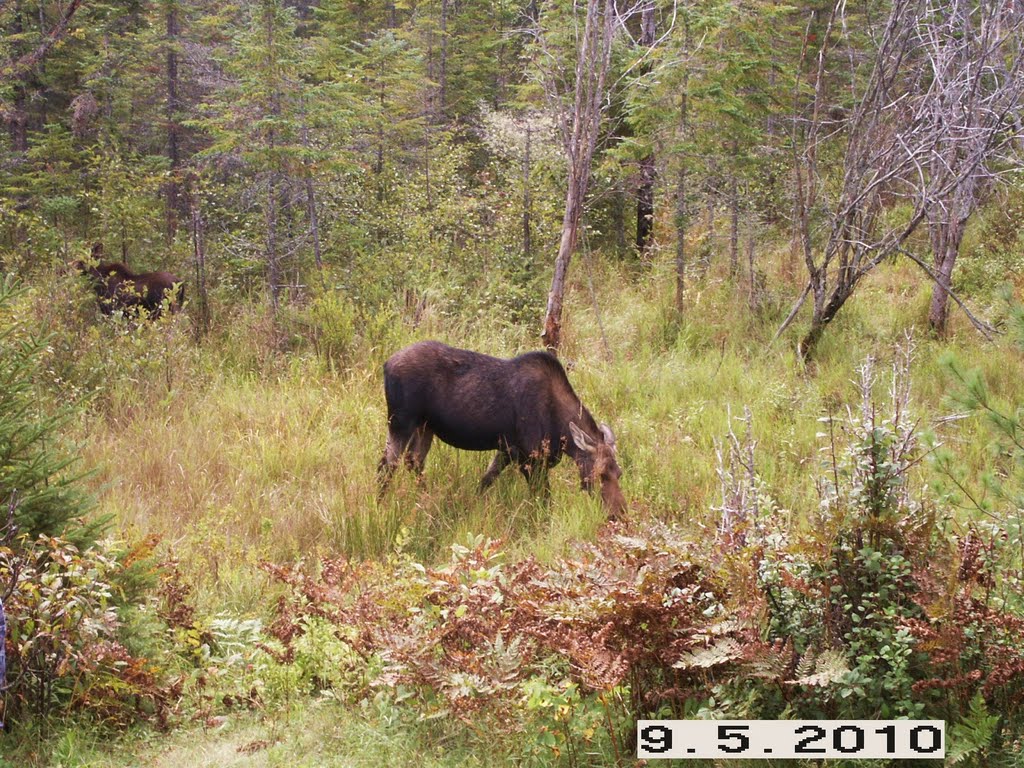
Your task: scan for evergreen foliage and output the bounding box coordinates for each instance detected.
[0,276,98,543]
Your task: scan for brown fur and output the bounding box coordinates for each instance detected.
[377,341,626,518]
[71,250,184,318]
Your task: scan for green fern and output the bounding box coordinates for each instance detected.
[948,693,1000,766]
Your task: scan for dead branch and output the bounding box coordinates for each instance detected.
[898,247,997,340]
[0,0,85,87]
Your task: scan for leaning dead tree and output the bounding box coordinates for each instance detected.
[0,0,85,87]
[539,0,618,352]
[918,0,1024,335]
[779,0,1022,359]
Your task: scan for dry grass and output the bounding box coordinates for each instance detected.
[59,251,1024,612]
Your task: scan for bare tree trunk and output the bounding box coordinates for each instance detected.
[544,176,587,350]
[635,2,657,258]
[266,170,281,313]
[439,0,449,117]
[636,155,655,256]
[746,221,759,311]
[8,84,28,153]
[675,91,689,316]
[728,158,739,278]
[612,182,627,256]
[265,8,281,315]
[424,122,433,210]
[674,10,691,316]
[928,217,964,335]
[300,121,324,282]
[165,0,182,241]
[541,0,617,352]
[190,186,210,336]
[699,183,715,277]
[523,122,532,259]
[6,3,28,154]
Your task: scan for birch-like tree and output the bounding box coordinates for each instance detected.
[538,0,619,352]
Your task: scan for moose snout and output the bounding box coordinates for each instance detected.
[600,479,627,520]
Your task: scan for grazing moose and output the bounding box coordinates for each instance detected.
[71,244,184,318]
[377,341,626,518]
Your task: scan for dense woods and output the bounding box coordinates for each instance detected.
[3,0,1024,765]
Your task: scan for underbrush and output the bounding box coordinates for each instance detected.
[227,345,1024,766]
[12,337,1011,767]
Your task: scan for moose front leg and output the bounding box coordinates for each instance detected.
[519,458,551,500]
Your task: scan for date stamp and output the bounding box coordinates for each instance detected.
[637,720,945,759]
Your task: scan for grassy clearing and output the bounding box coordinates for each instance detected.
[4,703,496,768]
[13,244,1020,766]
[64,253,1024,602]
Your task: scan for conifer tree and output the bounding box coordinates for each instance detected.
[0,276,98,544]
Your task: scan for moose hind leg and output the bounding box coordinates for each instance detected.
[405,426,434,476]
[377,426,408,494]
[480,450,511,491]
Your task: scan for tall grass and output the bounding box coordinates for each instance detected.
[39,248,1023,612]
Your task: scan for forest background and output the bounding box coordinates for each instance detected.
[3,0,1024,765]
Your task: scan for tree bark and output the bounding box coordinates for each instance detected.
[728,158,739,277]
[439,0,449,118]
[746,222,759,310]
[190,184,210,336]
[675,90,688,316]
[635,2,657,257]
[540,0,616,352]
[265,4,282,314]
[543,176,587,350]
[612,182,627,256]
[165,0,182,241]
[522,122,532,259]
[927,217,964,335]
[266,170,281,313]
[636,154,655,256]
[300,114,324,282]
[6,2,28,154]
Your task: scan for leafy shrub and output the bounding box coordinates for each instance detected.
[1,534,175,728]
[259,527,744,758]
[303,290,358,367]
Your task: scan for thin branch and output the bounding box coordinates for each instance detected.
[770,281,812,345]
[898,247,997,340]
[0,0,85,86]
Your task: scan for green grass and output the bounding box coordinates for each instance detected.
[61,252,1024,605]
[14,242,1023,766]
[2,702,498,768]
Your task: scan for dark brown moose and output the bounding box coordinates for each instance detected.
[378,341,626,518]
[71,246,184,318]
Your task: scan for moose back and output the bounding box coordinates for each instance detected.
[72,258,185,318]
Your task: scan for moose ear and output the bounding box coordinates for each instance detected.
[599,423,616,449]
[569,422,596,454]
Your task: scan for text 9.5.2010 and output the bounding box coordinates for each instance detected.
[637,720,944,760]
